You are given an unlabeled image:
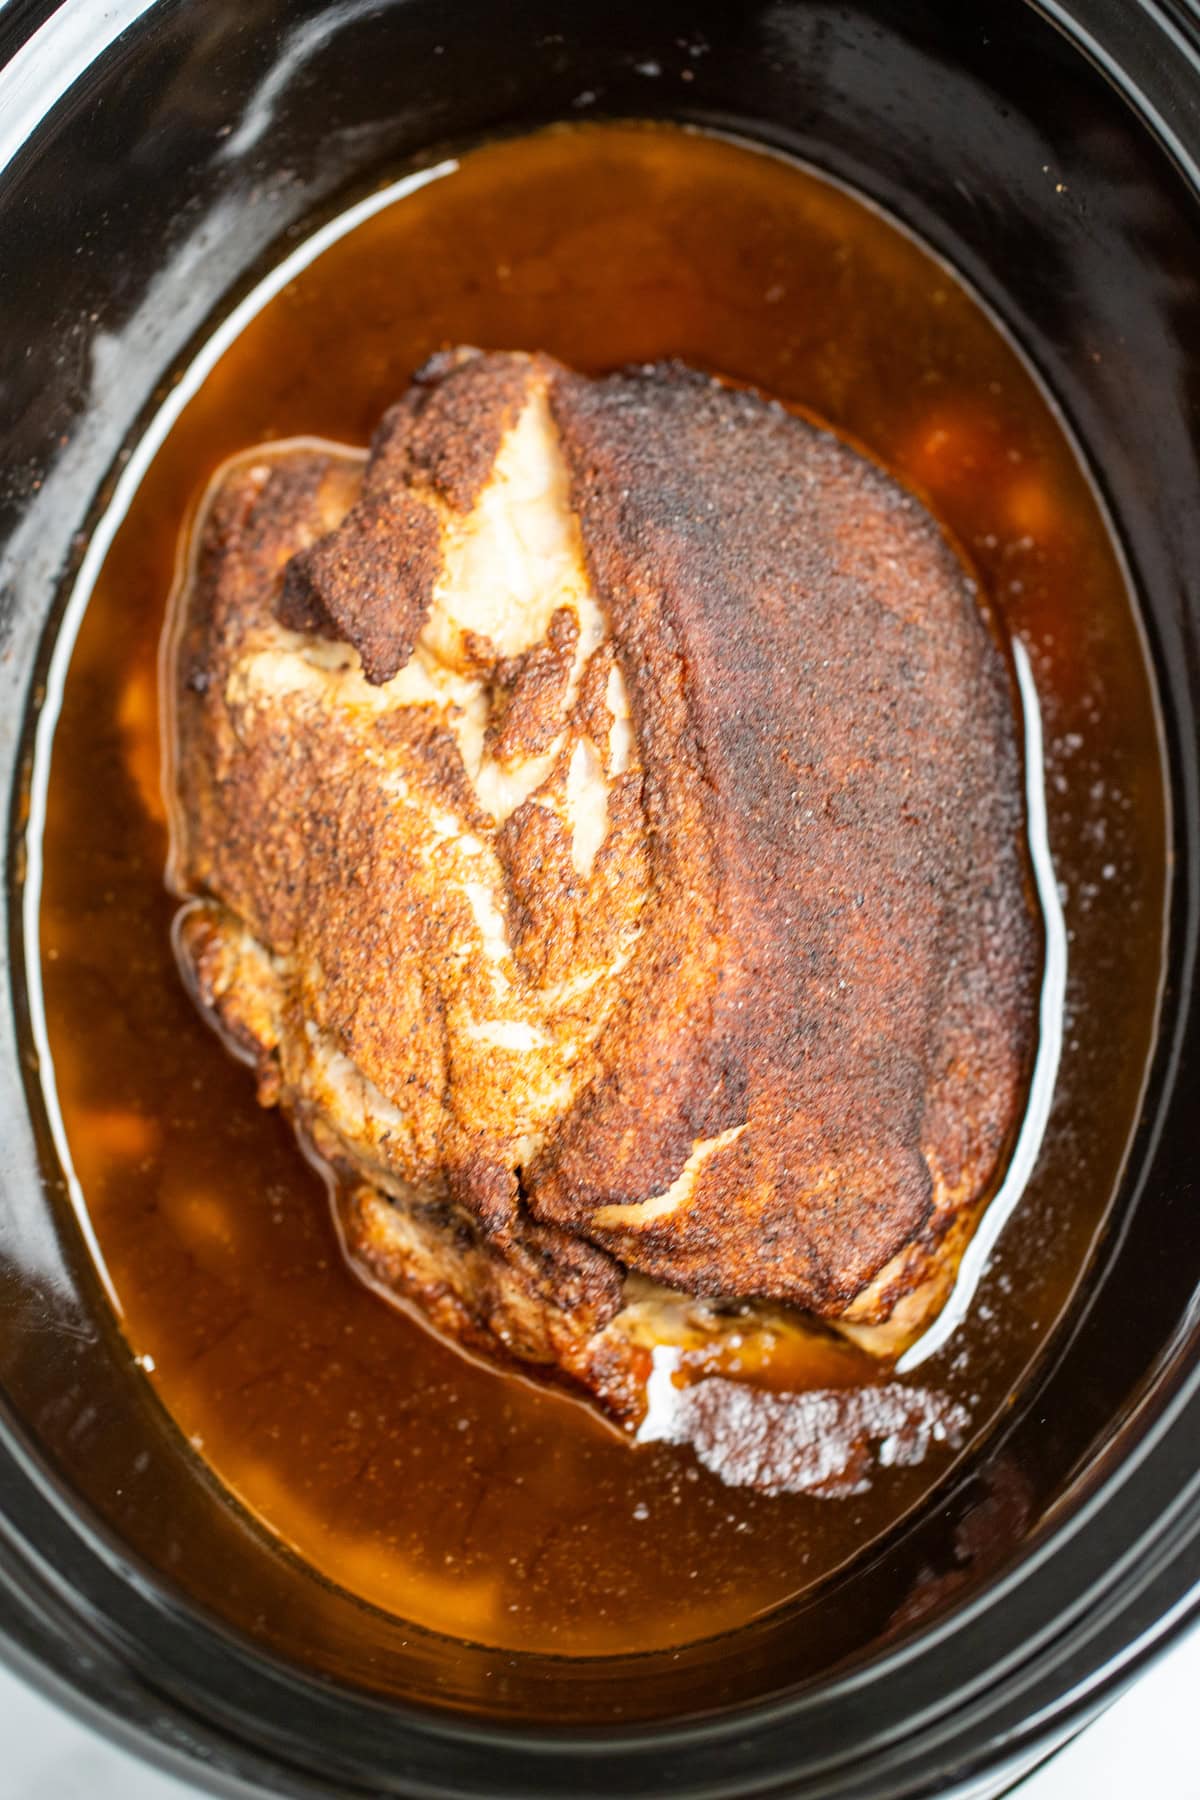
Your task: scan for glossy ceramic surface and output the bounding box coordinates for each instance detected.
[1,2,1199,1795]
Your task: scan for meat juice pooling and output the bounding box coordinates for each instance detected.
[38,123,1165,1655]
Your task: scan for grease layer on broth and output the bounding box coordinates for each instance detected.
[39,124,1164,1655]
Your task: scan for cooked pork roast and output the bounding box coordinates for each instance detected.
[169,350,1039,1422]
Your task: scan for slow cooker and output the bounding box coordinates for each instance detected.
[1,2,1199,1795]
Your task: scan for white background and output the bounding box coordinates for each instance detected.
[0,1618,1195,1798]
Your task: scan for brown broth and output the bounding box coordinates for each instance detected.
[37,122,1166,1656]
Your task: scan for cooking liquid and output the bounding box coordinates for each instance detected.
[38,124,1165,1655]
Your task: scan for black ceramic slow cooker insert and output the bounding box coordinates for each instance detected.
[1,2,1199,1796]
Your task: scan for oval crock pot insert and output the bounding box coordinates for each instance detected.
[1,1,1199,1795]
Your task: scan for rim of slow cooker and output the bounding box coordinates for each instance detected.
[2,1,1199,1796]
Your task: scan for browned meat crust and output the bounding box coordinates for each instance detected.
[534,363,1039,1315]
[276,349,532,682]
[169,349,1039,1414]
